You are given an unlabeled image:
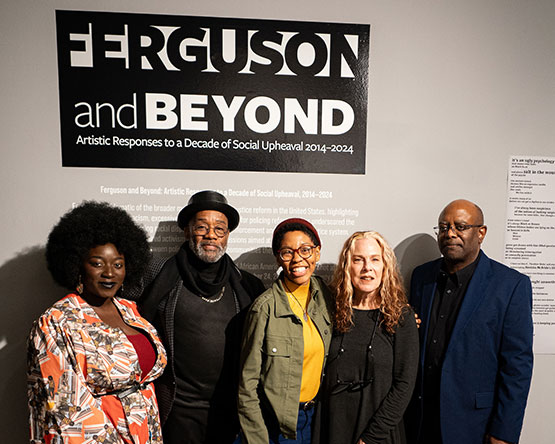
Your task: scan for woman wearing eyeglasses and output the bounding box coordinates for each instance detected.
[313,231,419,444]
[237,218,332,444]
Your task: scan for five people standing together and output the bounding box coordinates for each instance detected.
[27,192,533,444]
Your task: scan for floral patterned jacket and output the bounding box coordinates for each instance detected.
[27,294,167,444]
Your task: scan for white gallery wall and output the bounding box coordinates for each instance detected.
[1,0,554,442]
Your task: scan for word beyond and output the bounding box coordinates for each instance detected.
[74,93,354,135]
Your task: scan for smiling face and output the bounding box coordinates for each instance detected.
[277,230,320,288]
[81,243,125,302]
[186,210,229,263]
[349,237,384,301]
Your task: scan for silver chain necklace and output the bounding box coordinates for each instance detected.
[201,286,225,303]
[284,281,309,322]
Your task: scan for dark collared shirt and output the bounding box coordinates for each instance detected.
[419,255,480,444]
[424,256,479,373]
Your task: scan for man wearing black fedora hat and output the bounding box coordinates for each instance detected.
[130,190,265,444]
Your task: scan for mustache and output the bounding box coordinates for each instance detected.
[199,241,223,250]
[441,241,462,248]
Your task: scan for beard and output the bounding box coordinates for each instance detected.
[189,238,226,263]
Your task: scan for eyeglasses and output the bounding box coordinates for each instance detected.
[433,223,483,236]
[328,311,381,396]
[330,377,374,395]
[192,224,229,238]
[277,245,316,261]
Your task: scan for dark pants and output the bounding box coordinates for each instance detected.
[235,407,314,444]
[164,405,238,444]
[268,407,314,444]
[417,400,442,444]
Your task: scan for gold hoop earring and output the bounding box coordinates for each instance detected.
[76,275,83,295]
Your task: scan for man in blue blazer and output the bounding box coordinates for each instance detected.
[405,199,533,444]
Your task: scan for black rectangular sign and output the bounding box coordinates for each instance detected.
[56,10,370,174]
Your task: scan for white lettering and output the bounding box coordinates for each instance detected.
[212,95,246,131]
[321,99,354,135]
[244,96,281,134]
[145,93,178,129]
[284,98,318,134]
[180,94,208,131]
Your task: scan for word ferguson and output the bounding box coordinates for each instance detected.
[64,20,362,79]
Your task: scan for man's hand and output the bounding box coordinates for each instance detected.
[357,440,366,444]
[414,312,421,328]
[486,434,512,444]
[407,304,422,328]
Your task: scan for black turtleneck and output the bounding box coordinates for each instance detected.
[177,243,232,297]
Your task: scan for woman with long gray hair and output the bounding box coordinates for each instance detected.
[313,231,418,444]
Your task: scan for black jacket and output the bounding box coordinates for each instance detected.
[127,254,265,425]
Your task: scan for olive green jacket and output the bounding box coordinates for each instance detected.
[237,275,333,443]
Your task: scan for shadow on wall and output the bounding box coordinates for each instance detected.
[394,233,440,292]
[0,246,63,443]
[150,220,183,259]
[235,247,277,288]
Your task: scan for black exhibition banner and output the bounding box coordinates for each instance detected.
[56,10,370,174]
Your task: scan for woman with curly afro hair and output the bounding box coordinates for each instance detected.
[28,201,167,444]
[313,231,419,444]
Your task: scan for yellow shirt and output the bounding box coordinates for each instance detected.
[286,283,325,402]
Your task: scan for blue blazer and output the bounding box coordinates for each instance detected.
[406,251,533,444]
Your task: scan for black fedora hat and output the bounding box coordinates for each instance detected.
[177,190,240,231]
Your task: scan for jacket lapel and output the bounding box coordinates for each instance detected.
[445,251,492,352]
[273,277,296,318]
[421,273,439,327]
[419,260,441,358]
